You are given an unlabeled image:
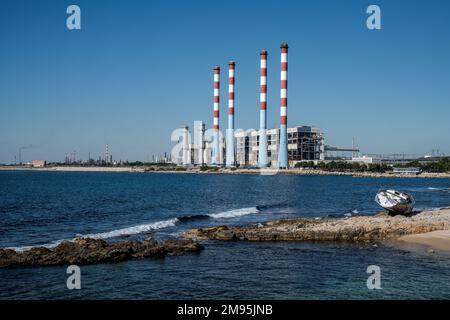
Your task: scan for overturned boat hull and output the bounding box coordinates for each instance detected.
[375,189,415,214]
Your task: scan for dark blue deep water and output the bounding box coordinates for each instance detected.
[0,171,450,299]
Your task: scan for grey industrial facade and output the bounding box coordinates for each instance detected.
[235,125,324,167]
[181,124,325,167]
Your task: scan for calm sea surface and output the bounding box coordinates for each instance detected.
[0,171,450,299]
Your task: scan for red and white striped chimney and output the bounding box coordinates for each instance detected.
[278,43,288,168]
[226,61,235,167]
[212,66,220,165]
[258,50,268,167]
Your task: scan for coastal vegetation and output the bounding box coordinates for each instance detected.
[394,158,450,173]
[3,158,449,176]
[200,166,220,172]
[294,158,450,173]
[295,161,392,173]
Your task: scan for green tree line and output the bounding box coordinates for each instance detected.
[294,161,392,172]
[295,158,450,173]
[394,158,450,173]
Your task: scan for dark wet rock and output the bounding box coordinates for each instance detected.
[0,237,204,268]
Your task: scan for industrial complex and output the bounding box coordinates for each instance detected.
[177,43,333,168]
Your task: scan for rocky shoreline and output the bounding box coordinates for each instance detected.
[1,166,450,179]
[2,209,450,267]
[182,208,450,243]
[0,237,203,268]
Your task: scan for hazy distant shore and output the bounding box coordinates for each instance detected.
[0,166,144,173]
[1,165,450,178]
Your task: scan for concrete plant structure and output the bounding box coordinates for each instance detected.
[178,43,329,168]
[236,125,324,168]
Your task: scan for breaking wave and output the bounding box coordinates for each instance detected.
[80,218,179,239]
[7,239,67,252]
[208,207,259,219]
[6,218,179,252]
[5,207,261,251]
[181,207,260,220]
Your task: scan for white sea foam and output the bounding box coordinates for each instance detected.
[208,207,259,219]
[6,218,179,252]
[81,218,179,239]
[7,239,67,252]
[6,207,261,251]
[427,187,449,191]
[404,186,448,192]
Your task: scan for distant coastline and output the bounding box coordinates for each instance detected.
[1,165,450,178]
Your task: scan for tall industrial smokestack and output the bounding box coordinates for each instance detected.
[212,66,220,165]
[182,126,190,166]
[278,43,288,168]
[226,61,235,167]
[196,121,205,166]
[258,50,269,167]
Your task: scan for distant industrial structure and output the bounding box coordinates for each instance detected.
[31,160,46,168]
[225,62,236,167]
[176,42,358,168]
[278,43,289,168]
[258,50,269,167]
[236,126,324,167]
[211,66,221,166]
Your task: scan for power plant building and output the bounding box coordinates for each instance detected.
[177,42,328,168]
[236,125,324,167]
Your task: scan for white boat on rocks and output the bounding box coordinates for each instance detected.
[375,189,415,214]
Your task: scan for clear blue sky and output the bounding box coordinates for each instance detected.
[1,0,449,163]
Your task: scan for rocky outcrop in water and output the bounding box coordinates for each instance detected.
[0,237,204,268]
[182,209,450,242]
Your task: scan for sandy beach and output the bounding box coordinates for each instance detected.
[399,230,450,251]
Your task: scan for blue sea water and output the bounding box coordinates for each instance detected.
[0,171,450,299]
